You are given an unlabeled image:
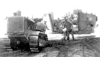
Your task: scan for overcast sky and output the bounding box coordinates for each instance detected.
[0,0,100,37]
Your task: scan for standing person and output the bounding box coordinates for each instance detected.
[44,21,49,30]
[63,17,74,40]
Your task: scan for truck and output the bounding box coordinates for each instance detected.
[7,11,48,52]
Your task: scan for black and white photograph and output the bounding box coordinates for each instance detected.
[0,0,100,57]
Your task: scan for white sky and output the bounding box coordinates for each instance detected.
[0,0,100,37]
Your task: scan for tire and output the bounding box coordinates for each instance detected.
[9,37,18,51]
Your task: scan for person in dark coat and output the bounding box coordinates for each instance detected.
[63,18,74,40]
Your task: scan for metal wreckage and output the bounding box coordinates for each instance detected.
[6,10,100,57]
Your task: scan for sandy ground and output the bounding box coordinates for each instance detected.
[0,33,100,57]
[45,30,97,40]
[34,38,100,57]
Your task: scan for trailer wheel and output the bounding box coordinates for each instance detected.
[9,37,18,51]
